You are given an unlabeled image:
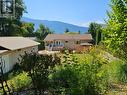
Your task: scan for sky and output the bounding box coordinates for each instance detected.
[23,0,110,27]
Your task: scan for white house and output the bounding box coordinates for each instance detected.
[0,37,40,73]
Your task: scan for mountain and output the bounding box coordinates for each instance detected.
[21,17,88,34]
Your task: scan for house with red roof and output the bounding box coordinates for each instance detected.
[44,34,93,52]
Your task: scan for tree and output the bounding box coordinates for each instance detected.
[64,32,80,34]
[35,24,53,50]
[64,28,69,33]
[103,0,127,59]
[21,22,35,37]
[88,22,102,45]
[78,31,81,34]
[0,0,26,36]
[35,24,53,40]
[64,29,80,34]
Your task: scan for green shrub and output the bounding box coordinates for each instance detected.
[50,64,79,95]
[18,52,61,94]
[8,72,31,91]
[50,62,109,95]
[50,51,109,95]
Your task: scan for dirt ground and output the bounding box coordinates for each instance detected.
[107,83,127,95]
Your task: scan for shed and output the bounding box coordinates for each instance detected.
[0,37,40,73]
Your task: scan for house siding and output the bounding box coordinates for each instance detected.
[0,45,38,73]
[64,40,76,50]
[45,40,92,52]
[1,54,10,73]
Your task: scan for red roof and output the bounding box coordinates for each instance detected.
[44,34,93,41]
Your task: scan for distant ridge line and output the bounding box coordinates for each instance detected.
[21,17,88,34]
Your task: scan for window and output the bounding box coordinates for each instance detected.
[76,41,80,44]
[59,41,61,45]
[65,41,68,43]
[56,41,58,45]
[49,44,52,47]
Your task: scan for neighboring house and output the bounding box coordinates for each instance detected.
[44,34,93,52]
[0,37,40,73]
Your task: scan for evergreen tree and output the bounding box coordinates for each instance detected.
[88,22,102,45]
[78,31,81,34]
[35,24,53,40]
[64,28,69,33]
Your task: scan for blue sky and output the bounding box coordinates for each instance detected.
[23,0,110,27]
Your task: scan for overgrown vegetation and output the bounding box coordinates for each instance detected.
[18,52,61,94]
[1,0,127,94]
[103,0,127,60]
[50,50,108,95]
[8,72,31,92]
[1,46,127,94]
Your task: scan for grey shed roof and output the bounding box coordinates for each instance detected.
[44,34,93,41]
[0,37,40,50]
